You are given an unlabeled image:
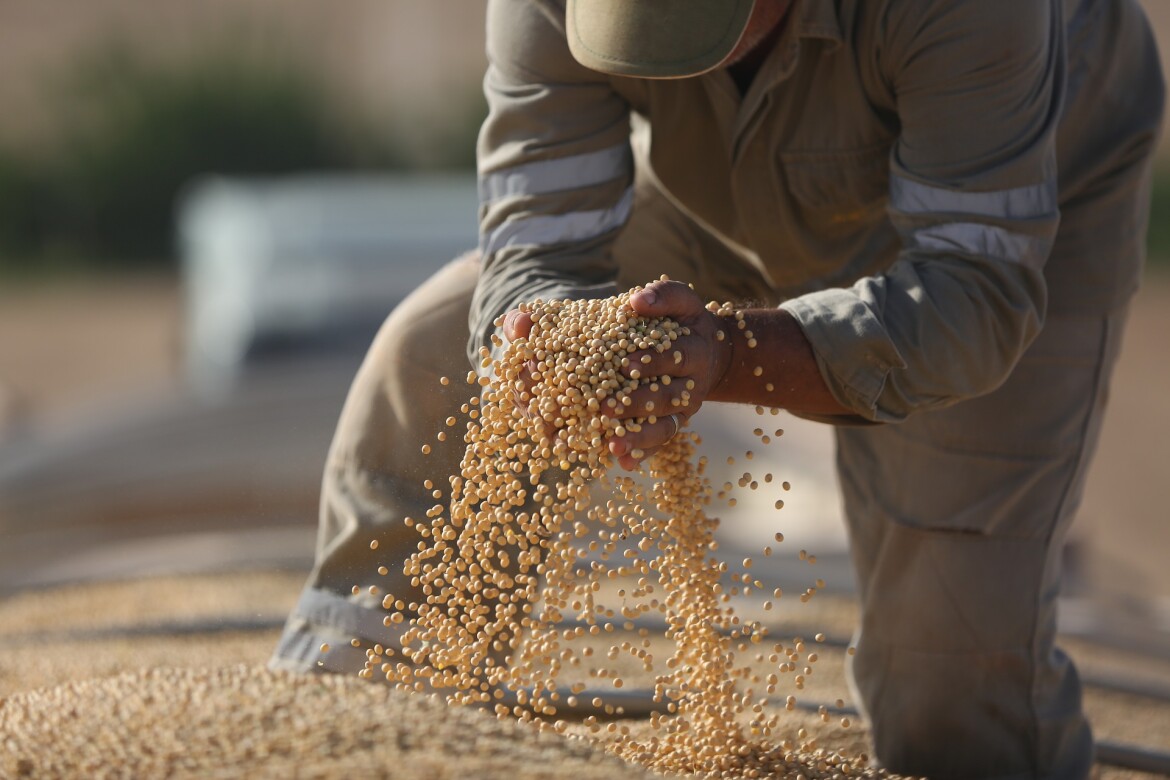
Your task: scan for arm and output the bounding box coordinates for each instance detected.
[505,280,849,470]
[470,0,633,368]
[588,0,1067,466]
[780,0,1064,422]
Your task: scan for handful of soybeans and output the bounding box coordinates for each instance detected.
[355,285,881,779]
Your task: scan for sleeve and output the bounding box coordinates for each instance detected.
[780,0,1064,423]
[468,0,634,367]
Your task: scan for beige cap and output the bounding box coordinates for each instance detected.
[566,0,756,79]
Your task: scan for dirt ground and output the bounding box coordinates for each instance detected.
[0,274,183,431]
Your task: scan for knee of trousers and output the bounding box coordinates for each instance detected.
[833,311,1125,776]
[271,461,434,675]
[836,426,1099,778]
[846,521,1092,779]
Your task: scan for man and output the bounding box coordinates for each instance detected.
[273,1,1164,777]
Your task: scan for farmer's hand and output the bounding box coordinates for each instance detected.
[501,279,850,466]
[603,280,732,470]
[500,309,539,410]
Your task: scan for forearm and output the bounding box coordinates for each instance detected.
[708,307,850,416]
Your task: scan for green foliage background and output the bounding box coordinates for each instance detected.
[1147,165,1170,266]
[0,44,483,276]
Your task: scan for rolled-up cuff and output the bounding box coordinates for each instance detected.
[781,289,907,423]
[269,586,400,675]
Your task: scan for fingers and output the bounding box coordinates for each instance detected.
[607,413,685,471]
[629,280,705,319]
[500,311,539,419]
[502,310,533,341]
[500,310,538,390]
[600,380,694,421]
[597,331,705,422]
[621,333,707,381]
[506,286,706,471]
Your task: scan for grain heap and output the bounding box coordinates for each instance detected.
[357,284,885,778]
[0,665,658,779]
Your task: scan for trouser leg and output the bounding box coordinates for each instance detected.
[271,252,480,673]
[837,308,1129,780]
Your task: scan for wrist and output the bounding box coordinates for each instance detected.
[703,306,842,412]
[707,311,743,402]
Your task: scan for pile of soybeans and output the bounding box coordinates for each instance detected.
[0,665,658,779]
[345,284,884,778]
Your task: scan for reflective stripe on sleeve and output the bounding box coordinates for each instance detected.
[890,174,1057,220]
[478,144,632,202]
[480,185,634,256]
[905,222,1050,269]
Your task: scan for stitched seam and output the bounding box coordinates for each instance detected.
[1026,314,1111,777]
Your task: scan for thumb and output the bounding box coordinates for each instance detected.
[502,310,533,341]
[629,280,703,319]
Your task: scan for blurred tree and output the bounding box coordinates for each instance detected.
[0,155,46,258]
[1148,167,1170,264]
[46,45,396,266]
[0,39,486,275]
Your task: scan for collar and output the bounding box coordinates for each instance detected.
[740,0,842,96]
[698,0,844,112]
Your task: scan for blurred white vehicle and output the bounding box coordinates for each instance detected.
[180,173,478,396]
[0,174,478,592]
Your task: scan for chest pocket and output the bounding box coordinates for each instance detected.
[779,144,890,227]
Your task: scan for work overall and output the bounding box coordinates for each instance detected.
[274,1,1165,777]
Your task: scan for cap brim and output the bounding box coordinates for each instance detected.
[566,0,755,79]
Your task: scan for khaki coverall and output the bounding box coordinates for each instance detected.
[273,1,1165,777]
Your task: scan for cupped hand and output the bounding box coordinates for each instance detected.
[603,280,731,470]
[499,283,733,470]
[501,309,533,343]
[500,309,540,413]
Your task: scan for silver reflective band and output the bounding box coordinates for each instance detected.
[479,144,632,203]
[270,626,372,674]
[906,222,1050,269]
[481,185,634,256]
[292,585,400,646]
[891,174,1057,220]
